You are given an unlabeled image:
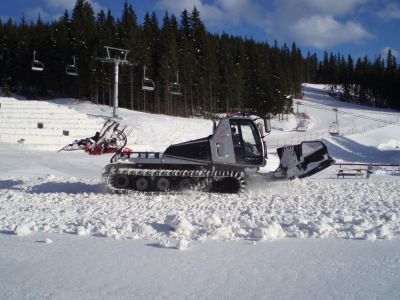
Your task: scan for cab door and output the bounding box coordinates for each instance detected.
[230,119,265,166]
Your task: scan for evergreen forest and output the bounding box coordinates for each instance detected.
[0,0,399,117]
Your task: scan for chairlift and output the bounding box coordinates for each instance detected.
[105,46,129,61]
[169,71,182,96]
[142,66,155,91]
[328,122,339,136]
[31,50,44,72]
[66,55,78,76]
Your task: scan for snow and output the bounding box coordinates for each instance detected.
[2,175,398,243]
[13,224,32,236]
[253,222,285,240]
[0,83,400,298]
[1,234,400,299]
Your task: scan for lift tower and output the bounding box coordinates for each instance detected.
[97,46,134,118]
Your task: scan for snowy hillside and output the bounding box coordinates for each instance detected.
[0,84,399,299]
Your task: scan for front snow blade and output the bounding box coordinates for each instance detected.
[276,141,334,179]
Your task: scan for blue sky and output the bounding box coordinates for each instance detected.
[1,0,399,61]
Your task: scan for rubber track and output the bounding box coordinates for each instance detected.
[106,167,246,194]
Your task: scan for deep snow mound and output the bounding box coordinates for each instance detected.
[1,176,399,248]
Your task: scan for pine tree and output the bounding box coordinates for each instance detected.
[70,0,97,98]
[385,49,397,109]
[178,9,196,115]
[190,7,207,115]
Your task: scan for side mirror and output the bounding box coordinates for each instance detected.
[264,118,271,134]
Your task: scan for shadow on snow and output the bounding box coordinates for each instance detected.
[304,86,398,117]
[324,136,400,164]
[0,180,24,190]
[28,181,106,194]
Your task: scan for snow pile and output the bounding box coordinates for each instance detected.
[14,223,33,236]
[253,222,285,240]
[165,214,194,237]
[176,239,190,250]
[1,176,399,246]
[377,140,400,150]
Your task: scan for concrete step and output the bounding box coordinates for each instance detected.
[0,127,98,136]
[0,133,88,145]
[0,97,108,150]
[0,120,99,128]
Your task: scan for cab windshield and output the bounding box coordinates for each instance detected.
[230,119,263,165]
[240,124,261,156]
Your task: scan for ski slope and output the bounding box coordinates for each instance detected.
[268,84,400,149]
[0,84,399,299]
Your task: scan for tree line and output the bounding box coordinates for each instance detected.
[312,51,400,109]
[0,0,399,117]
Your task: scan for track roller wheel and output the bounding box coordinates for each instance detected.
[156,177,170,192]
[135,177,149,191]
[113,174,130,189]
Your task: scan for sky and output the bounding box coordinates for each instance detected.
[0,0,399,61]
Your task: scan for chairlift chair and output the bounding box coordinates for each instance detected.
[31,50,44,72]
[66,55,78,76]
[142,78,155,91]
[328,122,339,136]
[169,82,182,95]
[169,71,182,96]
[142,66,155,92]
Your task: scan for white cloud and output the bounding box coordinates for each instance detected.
[25,7,50,21]
[44,0,104,13]
[284,0,370,16]
[156,0,226,28]
[156,0,374,49]
[215,0,266,27]
[377,2,400,21]
[156,0,268,29]
[381,47,400,59]
[290,15,373,48]
[45,0,76,10]
[22,0,104,23]
[265,0,374,48]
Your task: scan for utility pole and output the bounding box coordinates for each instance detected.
[96,46,135,118]
[113,62,119,117]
